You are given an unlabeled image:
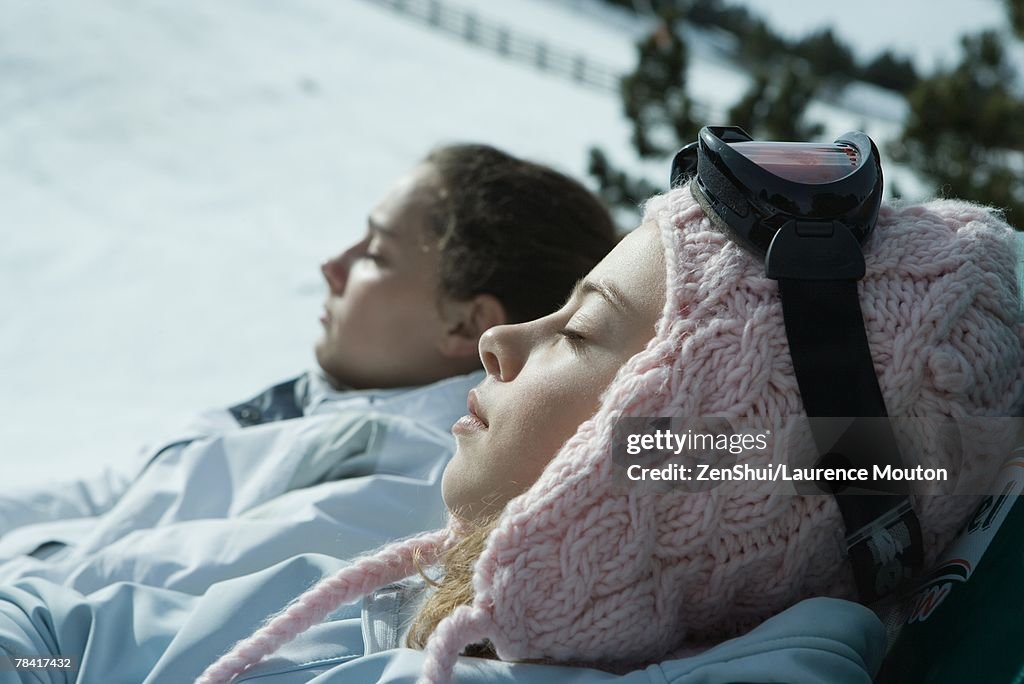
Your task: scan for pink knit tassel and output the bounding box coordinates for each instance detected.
[196,528,452,684]
[416,605,496,684]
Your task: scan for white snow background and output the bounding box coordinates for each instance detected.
[1,0,1021,491]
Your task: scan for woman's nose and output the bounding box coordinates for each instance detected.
[478,323,528,382]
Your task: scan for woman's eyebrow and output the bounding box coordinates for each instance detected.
[570,278,630,312]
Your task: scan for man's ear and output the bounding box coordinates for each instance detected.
[438,294,508,360]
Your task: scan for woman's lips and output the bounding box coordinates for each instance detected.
[453,389,489,435]
[467,389,488,427]
[452,413,487,435]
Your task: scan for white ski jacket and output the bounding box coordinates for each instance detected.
[0,370,481,594]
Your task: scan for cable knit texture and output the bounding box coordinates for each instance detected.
[199,187,1024,684]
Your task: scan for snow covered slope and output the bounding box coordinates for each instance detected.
[0,0,641,489]
[1,0,1020,492]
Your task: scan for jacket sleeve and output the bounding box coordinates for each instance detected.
[0,554,354,684]
[39,411,381,563]
[0,411,452,596]
[141,554,358,683]
[0,464,137,542]
[0,405,239,542]
[56,452,449,595]
[0,576,196,684]
[0,371,303,543]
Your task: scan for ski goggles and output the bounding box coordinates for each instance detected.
[670,126,922,605]
[671,125,883,280]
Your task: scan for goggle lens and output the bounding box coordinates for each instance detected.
[730,142,859,184]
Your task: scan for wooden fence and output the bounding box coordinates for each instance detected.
[360,0,623,94]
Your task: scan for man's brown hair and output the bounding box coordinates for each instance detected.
[425,144,618,323]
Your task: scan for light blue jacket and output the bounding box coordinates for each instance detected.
[0,553,886,683]
[0,370,480,550]
[0,372,482,597]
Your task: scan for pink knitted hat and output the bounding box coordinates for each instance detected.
[199,187,1024,684]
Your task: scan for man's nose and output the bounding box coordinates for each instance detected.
[321,253,350,295]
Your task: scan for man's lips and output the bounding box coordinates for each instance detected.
[467,389,489,428]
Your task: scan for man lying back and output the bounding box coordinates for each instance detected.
[0,144,617,593]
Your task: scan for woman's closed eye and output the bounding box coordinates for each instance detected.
[553,305,608,354]
[557,327,587,351]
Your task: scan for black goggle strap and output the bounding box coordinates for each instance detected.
[685,168,926,604]
[777,276,925,604]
